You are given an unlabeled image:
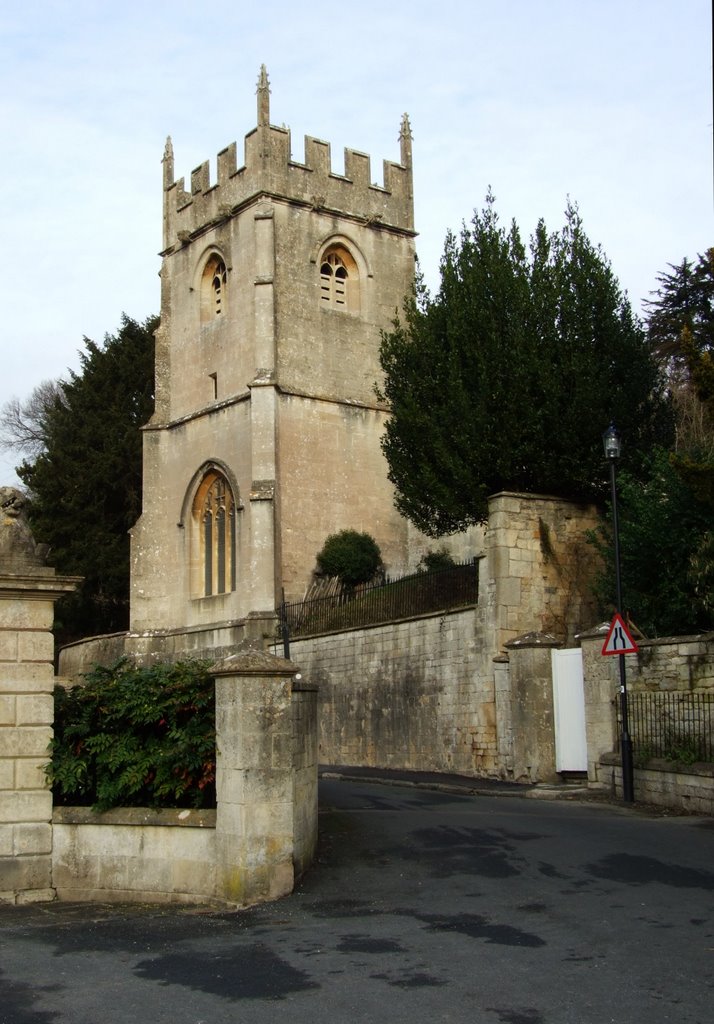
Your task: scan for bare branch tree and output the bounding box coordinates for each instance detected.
[0,379,65,459]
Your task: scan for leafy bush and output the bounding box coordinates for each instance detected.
[315,530,383,588]
[47,659,215,811]
[418,547,456,572]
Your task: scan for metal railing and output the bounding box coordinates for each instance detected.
[279,559,479,639]
[623,691,714,765]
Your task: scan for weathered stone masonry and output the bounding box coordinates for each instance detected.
[0,489,80,903]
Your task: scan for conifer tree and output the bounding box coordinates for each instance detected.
[378,197,669,536]
[645,248,714,508]
[16,314,157,643]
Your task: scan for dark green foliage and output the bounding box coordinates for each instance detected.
[591,448,713,637]
[18,315,157,644]
[644,249,714,369]
[378,195,670,535]
[418,547,456,572]
[47,659,215,811]
[645,248,714,510]
[315,530,383,588]
[590,249,714,638]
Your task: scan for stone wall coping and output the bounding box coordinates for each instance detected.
[60,630,129,651]
[0,573,83,599]
[635,633,714,649]
[53,807,216,828]
[577,626,714,648]
[128,620,245,640]
[281,603,477,644]
[599,751,714,779]
[488,490,598,511]
[505,631,562,650]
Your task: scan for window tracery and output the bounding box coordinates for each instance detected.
[200,255,227,322]
[319,246,358,312]
[192,471,237,596]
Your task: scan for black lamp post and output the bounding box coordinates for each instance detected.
[603,423,635,803]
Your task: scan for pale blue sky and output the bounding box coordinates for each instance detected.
[0,0,711,483]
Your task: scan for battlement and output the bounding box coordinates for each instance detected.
[161,66,414,252]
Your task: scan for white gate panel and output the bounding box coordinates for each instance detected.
[551,648,587,772]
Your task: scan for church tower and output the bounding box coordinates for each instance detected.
[129,68,417,653]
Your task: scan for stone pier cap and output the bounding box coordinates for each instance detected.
[210,646,302,680]
[504,631,562,650]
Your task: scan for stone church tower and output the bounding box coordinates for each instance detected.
[128,68,418,654]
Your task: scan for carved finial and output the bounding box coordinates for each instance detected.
[162,135,174,190]
[257,65,270,127]
[399,113,413,168]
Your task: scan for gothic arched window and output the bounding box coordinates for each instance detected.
[192,471,237,596]
[319,246,359,312]
[200,255,227,322]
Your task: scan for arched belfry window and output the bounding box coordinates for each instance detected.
[192,471,237,596]
[200,255,227,322]
[319,246,359,312]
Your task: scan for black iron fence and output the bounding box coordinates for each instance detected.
[623,691,714,765]
[279,559,479,639]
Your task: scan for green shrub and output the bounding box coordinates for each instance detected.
[418,547,456,572]
[46,658,215,811]
[315,530,383,588]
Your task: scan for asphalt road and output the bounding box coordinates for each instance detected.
[1,779,713,1024]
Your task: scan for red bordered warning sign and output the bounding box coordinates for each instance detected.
[601,613,639,656]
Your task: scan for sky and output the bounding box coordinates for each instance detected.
[0,1,712,485]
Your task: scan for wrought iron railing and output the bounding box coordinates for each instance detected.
[623,691,714,765]
[279,559,479,639]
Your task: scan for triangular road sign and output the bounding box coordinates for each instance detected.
[601,613,639,656]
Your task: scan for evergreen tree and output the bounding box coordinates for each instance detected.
[378,197,670,535]
[644,249,714,371]
[17,315,157,643]
[592,448,713,637]
[645,248,714,508]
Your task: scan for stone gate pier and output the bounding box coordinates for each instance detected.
[0,488,80,903]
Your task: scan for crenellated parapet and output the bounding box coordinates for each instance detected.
[161,66,414,253]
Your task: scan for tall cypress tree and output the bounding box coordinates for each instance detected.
[18,314,157,643]
[378,198,670,536]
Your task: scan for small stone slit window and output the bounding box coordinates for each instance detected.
[212,260,226,315]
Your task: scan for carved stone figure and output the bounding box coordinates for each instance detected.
[0,486,46,570]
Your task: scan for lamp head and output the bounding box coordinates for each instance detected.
[602,422,621,460]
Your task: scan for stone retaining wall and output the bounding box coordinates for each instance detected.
[278,608,495,777]
[597,753,714,815]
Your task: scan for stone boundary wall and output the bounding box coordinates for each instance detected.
[596,753,714,815]
[3,638,318,906]
[292,684,319,876]
[626,635,714,692]
[269,492,603,783]
[52,808,217,904]
[47,668,319,907]
[579,629,714,706]
[273,607,498,777]
[579,628,714,814]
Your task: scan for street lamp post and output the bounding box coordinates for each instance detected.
[603,423,635,803]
